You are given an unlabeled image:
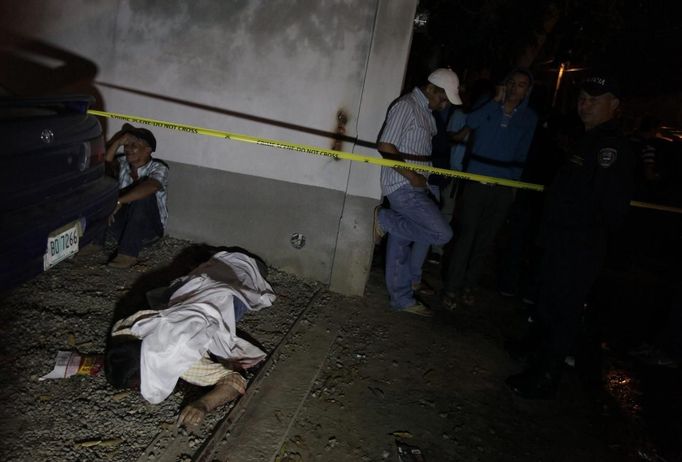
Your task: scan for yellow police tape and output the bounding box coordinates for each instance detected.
[88,109,682,214]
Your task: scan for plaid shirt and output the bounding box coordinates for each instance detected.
[116,154,169,229]
[181,353,246,392]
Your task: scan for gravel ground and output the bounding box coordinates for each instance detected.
[1,237,678,461]
[0,238,321,462]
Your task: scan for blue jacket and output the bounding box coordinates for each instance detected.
[465,73,538,180]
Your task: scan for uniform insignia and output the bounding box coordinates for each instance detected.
[598,148,617,168]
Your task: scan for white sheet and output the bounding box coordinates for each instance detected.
[131,251,276,404]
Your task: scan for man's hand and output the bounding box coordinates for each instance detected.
[448,126,471,144]
[408,173,427,188]
[396,168,427,188]
[118,132,134,145]
[105,131,134,163]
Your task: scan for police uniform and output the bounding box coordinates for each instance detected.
[534,119,634,380]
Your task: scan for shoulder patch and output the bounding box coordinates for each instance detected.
[598,147,618,168]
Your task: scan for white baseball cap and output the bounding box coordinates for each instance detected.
[428,68,462,105]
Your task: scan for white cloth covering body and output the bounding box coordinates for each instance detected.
[129,251,275,404]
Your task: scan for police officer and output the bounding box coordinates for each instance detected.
[506,73,635,399]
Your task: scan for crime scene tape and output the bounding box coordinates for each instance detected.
[88,109,682,215]
[88,109,542,191]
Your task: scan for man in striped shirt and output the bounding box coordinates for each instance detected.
[103,124,169,268]
[374,68,461,317]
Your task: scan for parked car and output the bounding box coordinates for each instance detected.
[0,95,118,291]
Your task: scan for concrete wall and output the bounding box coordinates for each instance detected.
[0,0,417,294]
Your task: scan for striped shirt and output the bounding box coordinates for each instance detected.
[116,154,169,229]
[378,87,436,196]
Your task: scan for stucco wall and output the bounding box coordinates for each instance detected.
[0,0,417,293]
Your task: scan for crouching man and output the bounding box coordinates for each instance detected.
[105,251,276,427]
[103,124,169,268]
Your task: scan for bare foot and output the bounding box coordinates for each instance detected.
[177,401,209,428]
[176,378,244,428]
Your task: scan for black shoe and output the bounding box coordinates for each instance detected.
[506,367,559,399]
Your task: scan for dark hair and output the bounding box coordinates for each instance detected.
[105,339,142,389]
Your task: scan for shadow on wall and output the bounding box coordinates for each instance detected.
[94,81,378,151]
[0,34,379,156]
[0,32,108,132]
[0,36,374,152]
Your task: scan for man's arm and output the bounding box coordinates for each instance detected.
[445,99,495,146]
[378,99,427,188]
[377,142,427,188]
[105,130,132,163]
[109,178,161,222]
[104,127,135,178]
[118,178,161,204]
[447,126,471,144]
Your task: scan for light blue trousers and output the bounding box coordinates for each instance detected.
[379,185,453,309]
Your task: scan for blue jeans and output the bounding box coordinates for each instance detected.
[106,195,164,257]
[379,185,453,309]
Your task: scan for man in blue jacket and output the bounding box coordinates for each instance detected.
[443,68,538,308]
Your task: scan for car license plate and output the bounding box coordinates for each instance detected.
[44,221,81,270]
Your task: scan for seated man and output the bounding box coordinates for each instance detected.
[103,124,169,268]
[105,251,276,427]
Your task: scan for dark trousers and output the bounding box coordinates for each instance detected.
[444,181,515,292]
[535,228,606,367]
[106,195,163,257]
[498,189,544,296]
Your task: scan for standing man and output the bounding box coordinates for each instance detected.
[373,68,461,317]
[104,124,169,268]
[442,68,538,308]
[506,73,634,398]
